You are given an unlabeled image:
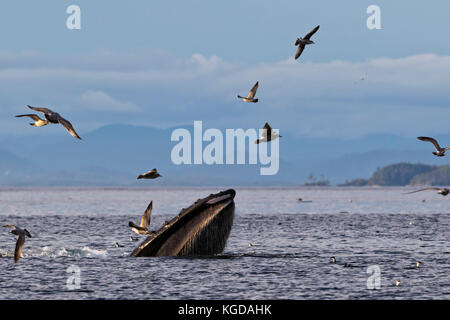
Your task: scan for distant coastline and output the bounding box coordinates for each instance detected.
[339,163,450,187]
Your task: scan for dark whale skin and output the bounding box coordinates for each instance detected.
[130,189,236,257]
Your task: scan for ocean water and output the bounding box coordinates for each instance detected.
[0,187,449,300]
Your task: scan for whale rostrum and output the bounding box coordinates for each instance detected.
[131,189,236,257]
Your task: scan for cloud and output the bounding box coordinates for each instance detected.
[1,50,450,138]
[80,90,139,112]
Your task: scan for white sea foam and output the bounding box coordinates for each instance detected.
[37,246,108,259]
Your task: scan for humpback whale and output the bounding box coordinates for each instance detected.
[131,189,236,257]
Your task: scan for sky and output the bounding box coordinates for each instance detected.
[1,0,450,139]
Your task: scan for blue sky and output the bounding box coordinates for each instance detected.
[1,0,450,139]
[2,0,450,61]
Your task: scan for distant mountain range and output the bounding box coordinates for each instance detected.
[0,124,449,186]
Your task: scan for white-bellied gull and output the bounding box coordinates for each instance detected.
[237,81,259,103]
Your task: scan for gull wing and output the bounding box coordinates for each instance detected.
[144,169,157,175]
[262,122,272,138]
[27,105,54,114]
[14,234,26,263]
[247,82,259,99]
[58,116,82,140]
[140,201,153,229]
[304,25,320,40]
[15,114,43,121]
[417,136,441,151]
[404,187,440,194]
[295,44,305,60]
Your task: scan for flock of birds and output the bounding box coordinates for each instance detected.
[3,23,448,275]
[4,26,323,262]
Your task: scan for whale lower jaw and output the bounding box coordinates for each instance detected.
[130,189,236,257]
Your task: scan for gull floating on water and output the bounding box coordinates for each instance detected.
[255,122,282,144]
[405,187,449,196]
[128,201,153,235]
[137,168,162,180]
[295,25,320,60]
[16,105,82,140]
[416,261,422,268]
[330,256,336,263]
[3,225,32,263]
[395,280,401,286]
[417,136,450,157]
[297,198,312,203]
[237,81,259,103]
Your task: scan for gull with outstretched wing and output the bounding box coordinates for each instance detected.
[404,187,449,196]
[19,105,82,140]
[3,225,32,263]
[137,168,162,180]
[237,81,259,103]
[417,136,450,157]
[295,25,320,60]
[128,201,154,235]
[255,122,282,144]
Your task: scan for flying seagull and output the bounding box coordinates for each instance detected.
[237,81,259,103]
[137,168,162,180]
[295,25,320,60]
[15,114,49,127]
[17,105,82,140]
[128,201,153,235]
[3,225,32,263]
[417,136,450,157]
[354,73,367,84]
[404,187,449,196]
[255,122,282,144]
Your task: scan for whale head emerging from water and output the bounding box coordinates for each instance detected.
[130,189,236,257]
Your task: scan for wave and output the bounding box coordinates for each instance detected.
[0,246,109,259]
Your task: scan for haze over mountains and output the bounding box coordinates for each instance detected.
[0,123,449,186]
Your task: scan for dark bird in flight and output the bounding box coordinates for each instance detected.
[237,81,259,103]
[16,105,82,140]
[3,225,32,263]
[137,168,162,180]
[128,201,153,235]
[255,122,281,144]
[404,187,450,196]
[417,136,450,157]
[295,25,320,60]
